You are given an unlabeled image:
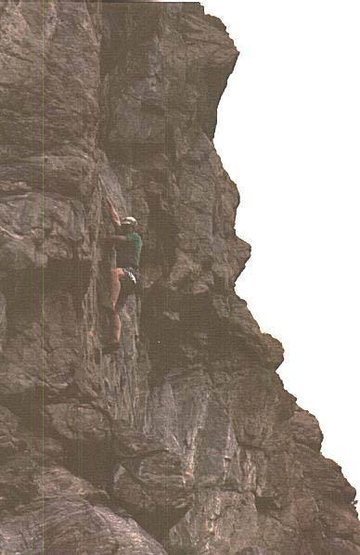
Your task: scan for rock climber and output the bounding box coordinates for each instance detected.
[104,199,142,350]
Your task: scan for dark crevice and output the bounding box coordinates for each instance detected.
[1,259,91,325]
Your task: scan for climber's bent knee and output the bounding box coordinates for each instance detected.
[112,268,125,280]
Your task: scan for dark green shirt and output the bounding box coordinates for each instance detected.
[116,231,142,269]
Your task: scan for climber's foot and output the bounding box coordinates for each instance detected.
[93,347,101,364]
[102,342,120,355]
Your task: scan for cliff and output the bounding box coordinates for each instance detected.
[0,1,359,554]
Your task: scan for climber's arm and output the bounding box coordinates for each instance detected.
[106,198,121,228]
[102,234,128,245]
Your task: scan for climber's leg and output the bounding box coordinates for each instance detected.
[111,268,125,310]
[110,268,125,343]
[113,311,122,343]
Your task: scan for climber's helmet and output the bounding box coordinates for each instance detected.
[121,216,138,229]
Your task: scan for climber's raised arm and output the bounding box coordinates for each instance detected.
[106,198,121,228]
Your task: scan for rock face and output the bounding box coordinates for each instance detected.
[0,1,359,554]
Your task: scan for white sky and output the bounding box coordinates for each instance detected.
[197,0,360,498]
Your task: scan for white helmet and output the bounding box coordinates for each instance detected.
[122,216,138,227]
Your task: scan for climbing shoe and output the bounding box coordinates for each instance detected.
[102,342,120,355]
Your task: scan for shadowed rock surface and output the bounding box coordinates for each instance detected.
[0,1,359,553]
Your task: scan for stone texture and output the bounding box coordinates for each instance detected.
[0,1,359,554]
[0,499,168,554]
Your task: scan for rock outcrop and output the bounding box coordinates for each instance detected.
[0,1,359,553]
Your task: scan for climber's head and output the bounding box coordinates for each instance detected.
[121,216,138,233]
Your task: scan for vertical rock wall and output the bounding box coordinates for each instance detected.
[0,1,359,554]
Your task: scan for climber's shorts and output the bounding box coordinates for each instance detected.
[121,267,139,291]
[116,267,141,307]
